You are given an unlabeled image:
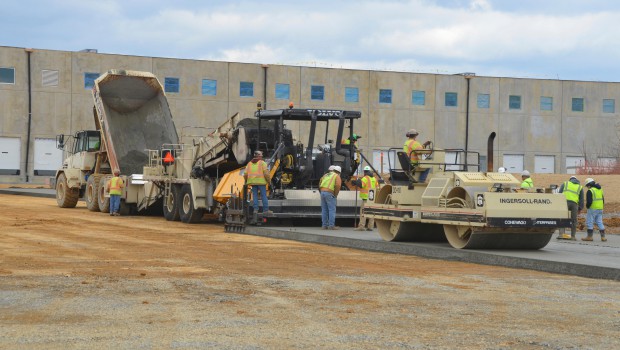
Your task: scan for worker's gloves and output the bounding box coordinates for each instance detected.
[423,141,432,147]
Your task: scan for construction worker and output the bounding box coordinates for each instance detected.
[403,129,432,182]
[520,170,533,189]
[107,168,125,216]
[341,133,361,145]
[319,165,342,230]
[353,166,378,231]
[582,178,606,242]
[558,175,584,240]
[244,150,273,216]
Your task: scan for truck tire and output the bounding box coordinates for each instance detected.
[179,184,205,224]
[98,176,110,213]
[56,173,79,208]
[163,185,181,221]
[85,175,101,212]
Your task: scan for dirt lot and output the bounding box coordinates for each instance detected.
[1,194,619,349]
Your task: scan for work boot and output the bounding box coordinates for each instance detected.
[321,226,328,230]
[264,210,274,217]
[600,230,607,242]
[354,226,365,231]
[328,226,340,230]
[366,227,373,231]
[582,229,594,241]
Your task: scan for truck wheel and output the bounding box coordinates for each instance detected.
[85,175,101,212]
[98,176,110,213]
[56,173,79,208]
[179,184,205,224]
[163,185,181,221]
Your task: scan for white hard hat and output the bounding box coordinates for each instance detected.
[113,168,120,175]
[406,129,419,137]
[498,167,506,173]
[328,165,335,171]
[363,166,371,171]
[570,175,577,180]
[585,177,595,186]
[521,170,530,176]
[254,150,263,157]
[333,165,342,173]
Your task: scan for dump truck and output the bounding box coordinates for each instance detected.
[362,133,571,249]
[55,70,178,214]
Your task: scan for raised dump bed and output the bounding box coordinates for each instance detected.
[93,70,178,175]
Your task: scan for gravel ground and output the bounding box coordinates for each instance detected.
[1,195,619,349]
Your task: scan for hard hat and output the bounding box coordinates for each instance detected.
[363,165,371,171]
[328,165,335,171]
[332,165,342,173]
[352,133,361,140]
[521,170,530,176]
[498,167,506,173]
[254,150,263,157]
[113,168,120,175]
[406,129,419,137]
[585,177,595,186]
[570,175,577,180]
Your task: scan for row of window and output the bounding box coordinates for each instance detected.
[0,66,616,113]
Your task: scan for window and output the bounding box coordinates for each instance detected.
[412,90,425,105]
[379,89,392,104]
[603,99,615,113]
[345,87,359,103]
[275,83,290,100]
[445,92,457,107]
[572,97,584,112]
[201,79,217,96]
[509,95,521,110]
[311,85,324,101]
[540,96,553,111]
[42,70,59,87]
[165,77,180,93]
[0,67,15,84]
[84,72,99,90]
[240,81,254,97]
[477,94,490,109]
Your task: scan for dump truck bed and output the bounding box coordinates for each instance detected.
[93,70,178,175]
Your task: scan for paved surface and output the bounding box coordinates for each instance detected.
[3,187,619,281]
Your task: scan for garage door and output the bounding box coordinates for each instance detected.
[535,155,554,174]
[502,154,523,173]
[0,137,21,175]
[565,156,584,174]
[34,138,63,176]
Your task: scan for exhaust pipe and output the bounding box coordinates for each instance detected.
[487,132,496,172]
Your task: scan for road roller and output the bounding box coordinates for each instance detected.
[363,141,571,249]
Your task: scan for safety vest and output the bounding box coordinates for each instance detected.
[520,178,534,189]
[403,139,422,163]
[109,176,124,196]
[245,161,268,185]
[320,172,338,192]
[359,175,377,200]
[589,187,604,210]
[562,181,582,204]
[342,139,351,145]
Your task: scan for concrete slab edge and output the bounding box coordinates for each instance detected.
[0,188,56,199]
[244,226,620,282]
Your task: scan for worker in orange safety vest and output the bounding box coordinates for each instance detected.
[353,166,378,231]
[403,128,432,182]
[244,150,273,216]
[107,168,125,216]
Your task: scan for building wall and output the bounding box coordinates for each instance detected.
[0,46,618,183]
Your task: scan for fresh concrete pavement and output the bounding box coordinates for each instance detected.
[2,187,619,281]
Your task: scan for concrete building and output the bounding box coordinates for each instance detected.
[1,45,619,183]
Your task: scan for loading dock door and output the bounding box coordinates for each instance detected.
[0,137,21,175]
[34,138,63,176]
[502,154,523,173]
[565,156,585,174]
[535,155,555,174]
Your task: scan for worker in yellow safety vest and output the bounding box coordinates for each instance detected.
[319,165,342,230]
[403,129,432,182]
[520,170,534,189]
[557,175,584,240]
[244,150,273,216]
[107,168,125,216]
[582,178,606,242]
[353,166,378,231]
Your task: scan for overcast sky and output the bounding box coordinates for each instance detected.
[3,0,620,82]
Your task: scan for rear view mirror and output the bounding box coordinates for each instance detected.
[56,134,65,149]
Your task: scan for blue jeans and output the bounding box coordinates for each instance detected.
[110,194,121,214]
[586,209,605,230]
[419,168,430,182]
[251,185,269,212]
[320,191,337,228]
